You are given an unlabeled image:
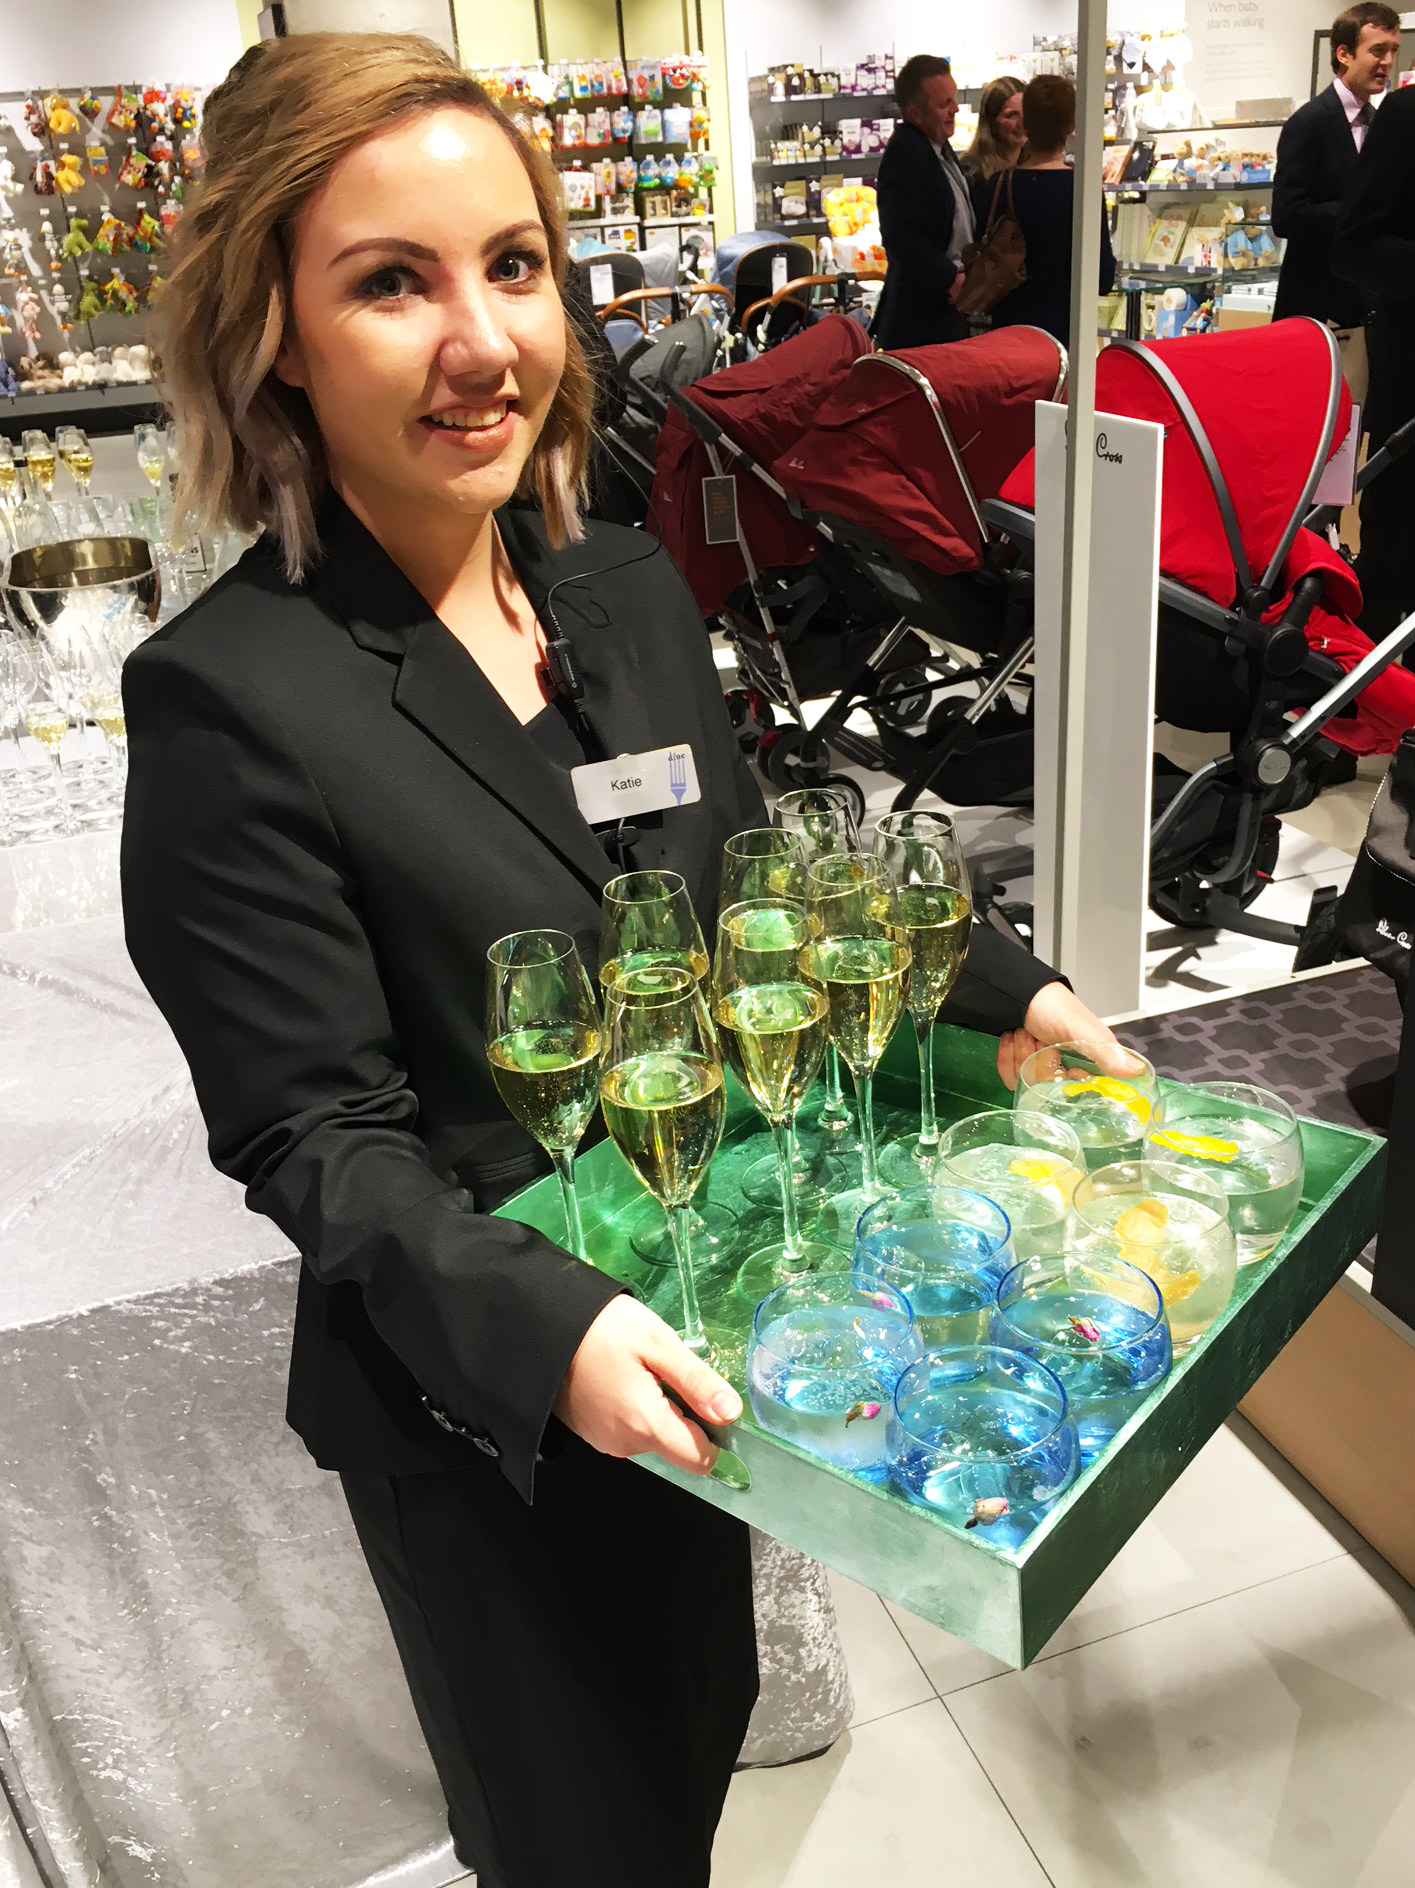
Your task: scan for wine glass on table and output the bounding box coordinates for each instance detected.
[56,426,95,499]
[774,787,861,1143]
[134,423,168,490]
[599,870,737,1266]
[805,851,912,1248]
[713,896,837,1305]
[486,929,602,1260]
[21,431,56,498]
[600,962,737,1372]
[721,827,805,903]
[0,438,17,508]
[873,809,972,1184]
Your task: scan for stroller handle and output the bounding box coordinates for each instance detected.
[599,287,677,330]
[1282,604,1415,749]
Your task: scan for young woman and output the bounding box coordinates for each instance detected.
[964,75,1026,182]
[122,33,1124,1887]
[975,74,1117,345]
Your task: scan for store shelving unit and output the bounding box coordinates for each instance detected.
[548,73,716,256]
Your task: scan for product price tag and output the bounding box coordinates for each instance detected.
[771,253,790,294]
[589,261,615,306]
[1314,403,1360,507]
[702,474,739,545]
[571,744,701,823]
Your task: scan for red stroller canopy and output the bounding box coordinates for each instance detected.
[1000,320,1350,610]
[772,329,1067,577]
[651,313,872,615]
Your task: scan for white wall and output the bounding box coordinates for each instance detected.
[3,0,245,88]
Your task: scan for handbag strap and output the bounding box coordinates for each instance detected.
[984,167,1018,238]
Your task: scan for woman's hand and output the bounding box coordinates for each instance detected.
[996,979,1138,1091]
[553,1294,742,1477]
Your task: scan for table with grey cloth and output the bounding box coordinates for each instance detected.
[0,893,851,1888]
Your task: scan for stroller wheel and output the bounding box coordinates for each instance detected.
[758,723,830,791]
[724,687,772,756]
[873,667,932,732]
[820,772,867,828]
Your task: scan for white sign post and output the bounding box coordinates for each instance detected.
[1032,402,1165,1018]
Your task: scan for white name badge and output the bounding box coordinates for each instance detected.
[571,744,702,824]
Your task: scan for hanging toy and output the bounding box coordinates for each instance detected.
[24,95,46,138]
[78,89,102,122]
[92,211,132,254]
[158,196,182,236]
[50,280,73,330]
[105,266,140,315]
[61,214,91,259]
[0,157,20,201]
[1,227,26,275]
[86,139,109,178]
[16,280,43,344]
[148,131,174,165]
[39,217,61,272]
[46,94,81,135]
[180,145,203,182]
[144,265,165,308]
[118,144,151,190]
[107,88,139,132]
[76,272,103,321]
[132,209,163,252]
[171,88,198,132]
[54,153,85,195]
[30,158,56,197]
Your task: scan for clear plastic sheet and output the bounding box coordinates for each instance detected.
[0,910,850,1885]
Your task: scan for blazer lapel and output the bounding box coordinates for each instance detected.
[309,498,614,895]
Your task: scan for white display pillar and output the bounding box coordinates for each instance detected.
[1031,402,1165,1017]
[277,0,457,55]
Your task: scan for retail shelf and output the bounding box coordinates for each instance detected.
[642,215,715,226]
[1116,263,1282,285]
[1108,179,1275,194]
[0,382,162,438]
[748,87,979,108]
[752,154,884,170]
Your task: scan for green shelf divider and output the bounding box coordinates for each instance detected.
[495,1023,1385,1668]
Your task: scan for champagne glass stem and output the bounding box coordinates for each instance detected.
[820,1043,851,1130]
[915,1015,940,1149]
[856,1069,882,1194]
[771,1117,805,1262]
[667,1203,709,1356]
[550,1148,587,1261]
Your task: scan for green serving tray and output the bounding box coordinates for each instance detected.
[495,1024,1385,1668]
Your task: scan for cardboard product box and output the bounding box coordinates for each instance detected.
[1145,204,1195,265]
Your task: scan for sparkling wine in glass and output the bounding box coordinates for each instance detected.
[57,426,94,498]
[0,439,17,503]
[873,809,972,1181]
[805,851,911,1246]
[774,787,862,1139]
[721,827,805,905]
[134,423,168,489]
[713,897,837,1305]
[600,963,736,1369]
[21,698,77,834]
[21,431,56,497]
[486,929,602,1260]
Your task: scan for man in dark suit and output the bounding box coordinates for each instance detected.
[1334,81,1415,638]
[1273,2,1400,407]
[874,53,974,349]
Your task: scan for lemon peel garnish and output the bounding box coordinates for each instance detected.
[1114,1199,1169,1245]
[1150,1127,1240,1163]
[1061,1075,1152,1123]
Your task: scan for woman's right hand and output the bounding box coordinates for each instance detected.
[553,1294,742,1476]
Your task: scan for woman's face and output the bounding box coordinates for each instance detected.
[275,106,565,525]
[996,92,1027,150]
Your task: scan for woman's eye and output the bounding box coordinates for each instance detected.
[358,266,418,302]
[494,248,545,285]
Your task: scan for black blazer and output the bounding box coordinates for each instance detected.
[874,120,970,350]
[121,499,1059,1499]
[1273,84,1366,328]
[1333,82,1415,312]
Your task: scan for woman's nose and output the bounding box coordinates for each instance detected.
[435,282,518,381]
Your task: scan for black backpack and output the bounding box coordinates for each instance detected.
[1335,729,1415,993]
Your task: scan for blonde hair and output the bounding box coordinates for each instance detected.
[157,32,592,580]
[966,76,1025,181]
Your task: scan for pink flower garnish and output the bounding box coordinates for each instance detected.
[844,1400,883,1425]
[1069,1316,1103,1342]
[967,1497,1011,1529]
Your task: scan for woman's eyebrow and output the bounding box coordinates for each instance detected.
[482,218,544,254]
[328,237,440,268]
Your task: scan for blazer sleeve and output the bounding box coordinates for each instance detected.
[1332,93,1415,301]
[1273,108,1342,247]
[878,136,961,300]
[120,638,624,1503]
[941,922,1063,1035]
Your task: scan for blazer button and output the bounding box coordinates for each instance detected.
[473,1435,501,1458]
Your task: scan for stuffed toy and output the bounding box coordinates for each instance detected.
[61,215,91,259]
[46,94,81,135]
[0,158,21,200]
[76,275,103,322]
[86,139,109,178]
[54,153,85,194]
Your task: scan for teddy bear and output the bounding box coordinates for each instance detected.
[92,343,114,385]
[57,347,80,386]
[127,342,151,381]
[73,347,97,385]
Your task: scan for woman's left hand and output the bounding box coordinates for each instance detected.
[996,980,1135,1091]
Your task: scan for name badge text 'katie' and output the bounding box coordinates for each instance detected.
[571,745,702,825]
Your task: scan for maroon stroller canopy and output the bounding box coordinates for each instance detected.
[772,328,1067,577]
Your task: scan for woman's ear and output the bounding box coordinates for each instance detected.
[273,331,306,390]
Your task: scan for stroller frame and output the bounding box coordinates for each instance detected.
[981,329,1415,960]
[669,334,1066,807]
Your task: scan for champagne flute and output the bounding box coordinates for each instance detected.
[486,930,602,1260]
[21,698,78,834]
[56,426,94,498]
[713,897,837,1304]
[721,827,805,904]
[774,787,861,1140]
[21,431,56,497]
[134,423,167,489]
[0,439,17,505]
[805,851,911,1245]
[600,963,736,1369]
[873,809,972,1182]
[599,870,736,1265]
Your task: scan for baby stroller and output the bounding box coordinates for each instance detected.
[982,319,1415,957]
[655,321,1067,808]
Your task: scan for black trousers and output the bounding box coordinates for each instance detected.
[341,1440,758,1888]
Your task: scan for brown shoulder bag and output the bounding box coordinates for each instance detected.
[955,170,1028,319]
